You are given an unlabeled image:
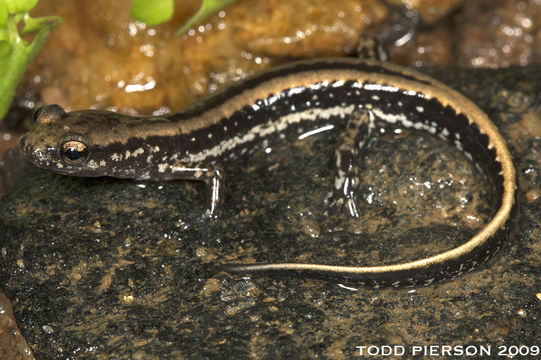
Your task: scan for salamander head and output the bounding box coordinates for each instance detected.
[21,104,125,177]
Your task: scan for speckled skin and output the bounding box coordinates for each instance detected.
[20,58,517,286]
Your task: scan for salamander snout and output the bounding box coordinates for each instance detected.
[20,104,68,168]
[21,104,94,171]
[20,134,56,169]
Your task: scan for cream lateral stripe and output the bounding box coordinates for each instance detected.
[78,59,517,275]
[84,63,516,274]
[82,60,437,146]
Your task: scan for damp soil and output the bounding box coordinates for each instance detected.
[0,66,540,359]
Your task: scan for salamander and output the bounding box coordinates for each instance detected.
[20,58,517,287]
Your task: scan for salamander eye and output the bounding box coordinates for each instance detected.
[61,140,89,165]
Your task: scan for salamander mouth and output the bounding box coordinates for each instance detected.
[20,135,36,164]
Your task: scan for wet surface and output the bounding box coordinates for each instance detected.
[11,0,539,120]
[1,0,541,358]
[1,67,540,358]
[390,0,541,67]
[0,291,33,360]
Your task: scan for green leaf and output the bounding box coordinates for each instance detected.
[21,13,62,35]
[3,0,38,14]
[175,0,238,36]
[0,12,62,120]
[130,0,174,26]
[0,41,10,58]
[0,1,7,27]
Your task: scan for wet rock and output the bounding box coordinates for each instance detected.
[1,67,540,358]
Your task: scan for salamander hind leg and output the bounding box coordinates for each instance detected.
[356,35,387,61]
[324,110,375,228]
[355,1,418,62]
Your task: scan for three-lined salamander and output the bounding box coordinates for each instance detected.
[20,58,517,287]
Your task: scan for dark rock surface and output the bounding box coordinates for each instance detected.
[1,66,540,359]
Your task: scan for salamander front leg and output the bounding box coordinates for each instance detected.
[325,109,374,223]
[170,164,225,218]
[170,164,225,243]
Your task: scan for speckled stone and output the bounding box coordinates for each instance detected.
[1,66,540,359]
